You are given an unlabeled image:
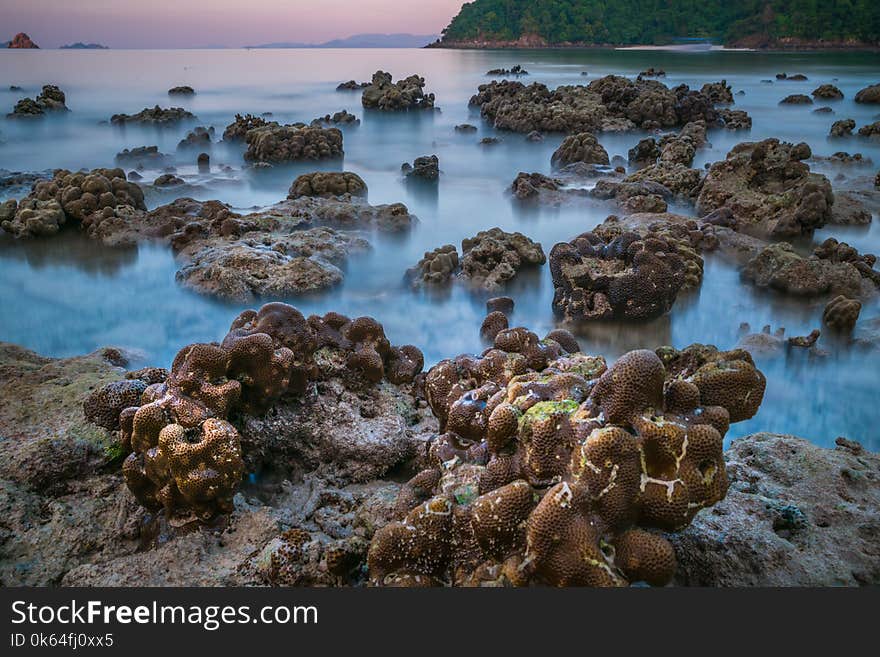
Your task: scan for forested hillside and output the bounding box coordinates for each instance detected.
[439,0,880,47]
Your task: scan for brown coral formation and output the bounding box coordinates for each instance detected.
[696,139,833,238]
[549,226,694,321]
[1,168,145,238]
[361,70,436,111]
[110,105,196,126]
[288,172,367,198]
[460,228,546,290]
[243,124,343,163]
[82,303,424,519]
[551,132,609,167]
[368,327,765,587]
[468,75,720,134]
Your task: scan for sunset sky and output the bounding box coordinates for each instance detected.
[1,0,468,48]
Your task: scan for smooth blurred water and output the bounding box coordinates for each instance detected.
[1,48,879,448]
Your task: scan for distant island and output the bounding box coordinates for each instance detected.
[247,33,438,49]
[60,42,109,49]
[6,32,39,48]
[434,0,880,49]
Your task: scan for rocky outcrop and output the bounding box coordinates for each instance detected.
[830,118,856,137]
[402,154,439,181]
[114,145,172,168]
[549,222,698,321]
[812,84,843,100]
[222,113,274,142]
[243,124,343,163]
[696,139,833,238]
[405,228,545,291]
[672,434,879,586]
[1,168,145,238]
[288,172,367,199]
[361,71,436,111]
[168,86,195,96]
[175,228,366,301]
[110,106,196,126]
[740,241,877,298]
[468,75,720,134]
[550,132,609,167]
[7,85,68,117]
[854,83,880,104]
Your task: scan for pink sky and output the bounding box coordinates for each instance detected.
[1,0,467,48]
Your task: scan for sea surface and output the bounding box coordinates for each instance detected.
[1,48,879,448]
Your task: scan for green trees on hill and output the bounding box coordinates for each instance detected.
[441,0,880,45]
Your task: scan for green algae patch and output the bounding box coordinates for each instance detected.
[519,399,579,429]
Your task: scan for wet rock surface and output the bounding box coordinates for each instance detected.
[671,433,880,586]
[110,105,196,126]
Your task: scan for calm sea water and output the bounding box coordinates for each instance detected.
[1,48,878,448]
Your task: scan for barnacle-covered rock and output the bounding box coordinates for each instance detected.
[549,229,688,321]
[370,322,765,587]
[696,139,833,238]
[551,132,609,167]
[243,124,343,163]
[361,70,436,111]
[288,172,367,198]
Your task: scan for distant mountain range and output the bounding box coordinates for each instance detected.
[246,33,438,49]
[60,42,108,49]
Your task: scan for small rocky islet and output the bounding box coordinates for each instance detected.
[0,64,879,588]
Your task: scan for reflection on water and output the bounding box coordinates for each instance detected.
[0,48,878,450]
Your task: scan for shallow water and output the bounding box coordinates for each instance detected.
[1,48,879,449]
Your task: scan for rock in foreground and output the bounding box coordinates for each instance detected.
[672,433,879,586]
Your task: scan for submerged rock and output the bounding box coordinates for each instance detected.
[114,145,173,168]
